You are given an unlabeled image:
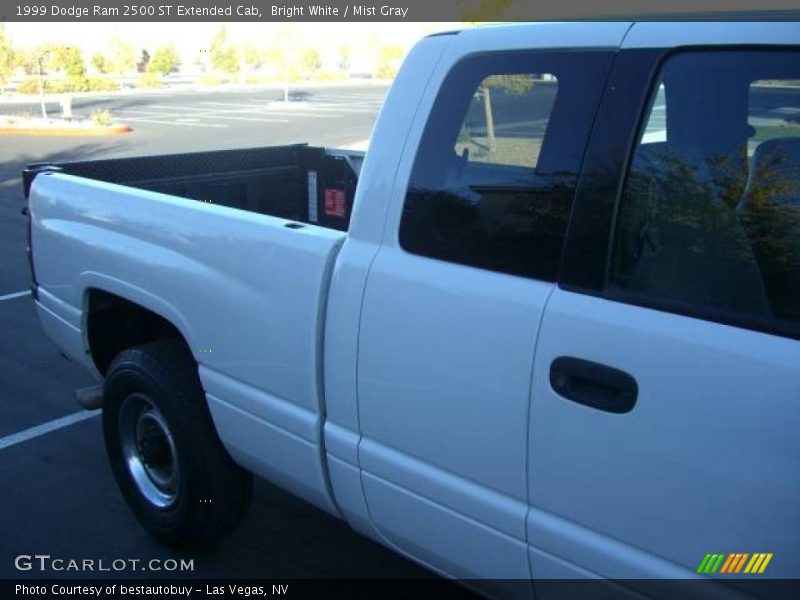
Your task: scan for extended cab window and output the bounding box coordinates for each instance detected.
[610,50,800,333]
[400,51,613,281]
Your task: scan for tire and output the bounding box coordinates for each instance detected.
[102,339,252,549]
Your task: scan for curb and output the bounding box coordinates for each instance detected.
[0,123,133,136]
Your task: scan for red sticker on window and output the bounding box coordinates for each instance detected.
[324,188,346,218]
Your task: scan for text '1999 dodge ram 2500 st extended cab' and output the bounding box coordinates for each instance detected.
[22,21,800,597]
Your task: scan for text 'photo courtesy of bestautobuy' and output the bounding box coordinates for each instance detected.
[1,2,800,599]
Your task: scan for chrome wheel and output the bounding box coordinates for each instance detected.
[118,393,180,508]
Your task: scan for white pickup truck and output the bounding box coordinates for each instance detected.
[23,21,800,594]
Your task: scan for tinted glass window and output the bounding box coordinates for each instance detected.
[400,51,613,281]
[610,50,800,331]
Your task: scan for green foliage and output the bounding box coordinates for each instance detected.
[282,65,303,83]
[15,79,40,94]
[483,74,535,94]
[301,49,321,74]
[137,72,162,88]
[311,70,347,82]
[110,39,136,75]
[210,27,240,74]
[261,46,284,68]
[0,26,15,87]
[91,52,111,74]
[47,45,86,77]
[15,75,119,94]
[375,45,404,79]
[85,76,119,92]
[244,45,264,68]
[338,44,350,71]
[148,43,180,76]
[195,73,222,86]
[244,73,269,85]
[15,44,87,78]
[90,108,112,126]
[15,46,48,76]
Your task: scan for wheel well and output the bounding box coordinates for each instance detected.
[86,289,186,376]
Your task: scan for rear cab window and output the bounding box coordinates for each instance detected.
[399,51,614,281]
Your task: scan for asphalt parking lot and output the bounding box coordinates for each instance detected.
[0,83,436,580]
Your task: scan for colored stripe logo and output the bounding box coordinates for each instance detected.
[697,553,773,574]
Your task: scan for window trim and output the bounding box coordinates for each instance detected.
[560,45,800,341]
[558,47,665,292]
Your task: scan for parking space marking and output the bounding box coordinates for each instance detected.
[143,104,309,121]
[199,101,279,108]
[115,109,185,117]
[124,107,331,123]
[147,104,244,111]
[122,117,229,128]
[239,111,338,119]
[291,105,378,113]
[0,410,100,451]
[201,101,371,115]
[0,290,30,301]
[207,115,291,123]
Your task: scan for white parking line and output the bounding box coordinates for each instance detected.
[123,117,228,128]
[206,115,290,123]
[230,111,337,119]
[115,109,183,117]
[0,290,30,301]
[119,110,292,125]
[0,410,100,451]
[313,93,386,101]
[143,104,310,120]
[199,101,277,109]
[286,105,378,113]
[200,101,370,115]
[147,104,234,111]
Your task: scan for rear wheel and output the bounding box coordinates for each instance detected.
[102,340,252,548]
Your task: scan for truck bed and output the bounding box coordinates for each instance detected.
[24,144,362,232]
[27,162,348,515]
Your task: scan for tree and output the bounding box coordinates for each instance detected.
[301,49,321,75]
[148,43,180,76]
[19,45,53,119]
[109,38,136,75]
[136,49,150,73]
[91,52,111,74]
[0,26,15,93]
[478,75,535,151]
[210,27,239,74]
[271,26,302,102]
[338,44,350,71]
[47,44,85,77]
[244,45,263,69]
[375,45,404,79]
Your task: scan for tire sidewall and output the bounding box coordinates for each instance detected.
[103,356,192,538]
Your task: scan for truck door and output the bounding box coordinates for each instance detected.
[356,48,615,589]
[527,36,800,592]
